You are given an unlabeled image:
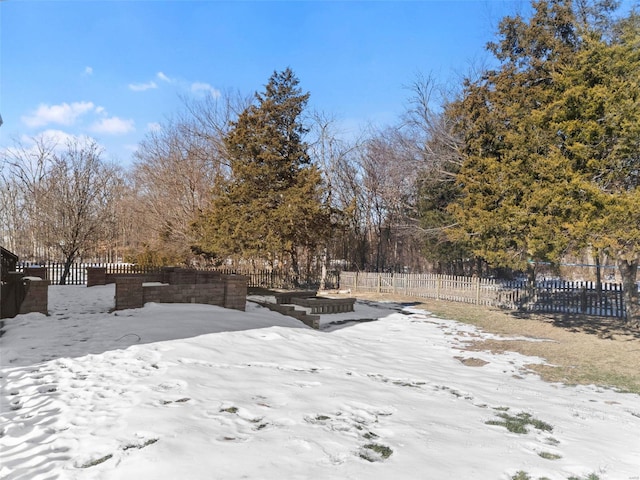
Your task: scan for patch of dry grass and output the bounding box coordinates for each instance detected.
[338,293,640,394]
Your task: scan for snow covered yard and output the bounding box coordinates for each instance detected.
[1,285,639,480]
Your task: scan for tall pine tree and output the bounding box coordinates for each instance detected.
[548,12,640,323]
[447,0,640,323]
[447,0,582,280]
[194,68,332,280]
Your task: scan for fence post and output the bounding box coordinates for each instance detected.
[377,273,381,294]
[475,277,480,305]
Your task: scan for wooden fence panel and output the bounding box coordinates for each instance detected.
[13,263,335,289]
[15,262,163,285]
[9,263,626,319]
[339,272,626,319]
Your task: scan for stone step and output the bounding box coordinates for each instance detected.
[291,297,356,314]
[250,300,320,329]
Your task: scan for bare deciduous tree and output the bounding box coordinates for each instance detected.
[1,135,123,282]
[2,135,58,259]
[130,92,249,265]
[43,139,123,284]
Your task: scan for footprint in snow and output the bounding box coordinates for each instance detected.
[152,379,188,392]
[304,405,395,462]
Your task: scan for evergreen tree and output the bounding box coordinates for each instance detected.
[194,68,332,279]
[447,0,640,322]
[416,158,475,275]
[447,0,582,279]
[548,11,640,322]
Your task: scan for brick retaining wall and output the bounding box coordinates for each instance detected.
[86,267,107,287]
[87,267,164,286]
[24,266,48,281]
[224,276,248,311]
[143,283,225,305]
[115,277,144,310]
[18,278,50,315]
[111,272,248,312]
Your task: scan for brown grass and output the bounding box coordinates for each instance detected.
[336,292,640,394]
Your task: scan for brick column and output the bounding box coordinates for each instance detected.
[223,275,248,311]
[86,267,107,287]
[19,278,50,315]
[115,277,144,310]
[161,267,175,284]
[24,266,47,281]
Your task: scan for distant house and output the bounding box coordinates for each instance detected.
[1,246,18,279]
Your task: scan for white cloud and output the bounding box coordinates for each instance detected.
[3,130,99,161]
[157,71,173,83]
[129,72,219,99]
[22,101,95,127]
[36,129,82,146]
[90,117,135,135]
[128,81,158,92]
[190,82,220,97]
[83,66,93,76]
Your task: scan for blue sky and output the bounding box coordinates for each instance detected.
[0,0,581,166]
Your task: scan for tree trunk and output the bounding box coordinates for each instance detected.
[526,264,537,284]
[290,249,301,288]
[59,254,76,285]
[617,258,640,326]
[319,247,328,291]
[475,257,483,277]
[522,264,537,309]
[594,249,602,301]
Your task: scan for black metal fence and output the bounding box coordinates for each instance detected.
[495,279,625,318]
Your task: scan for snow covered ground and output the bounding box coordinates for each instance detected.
[1,285,639,480]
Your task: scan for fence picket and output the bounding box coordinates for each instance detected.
[14,263,338,290]
[338,272,626,319]
[11,263,629,319]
